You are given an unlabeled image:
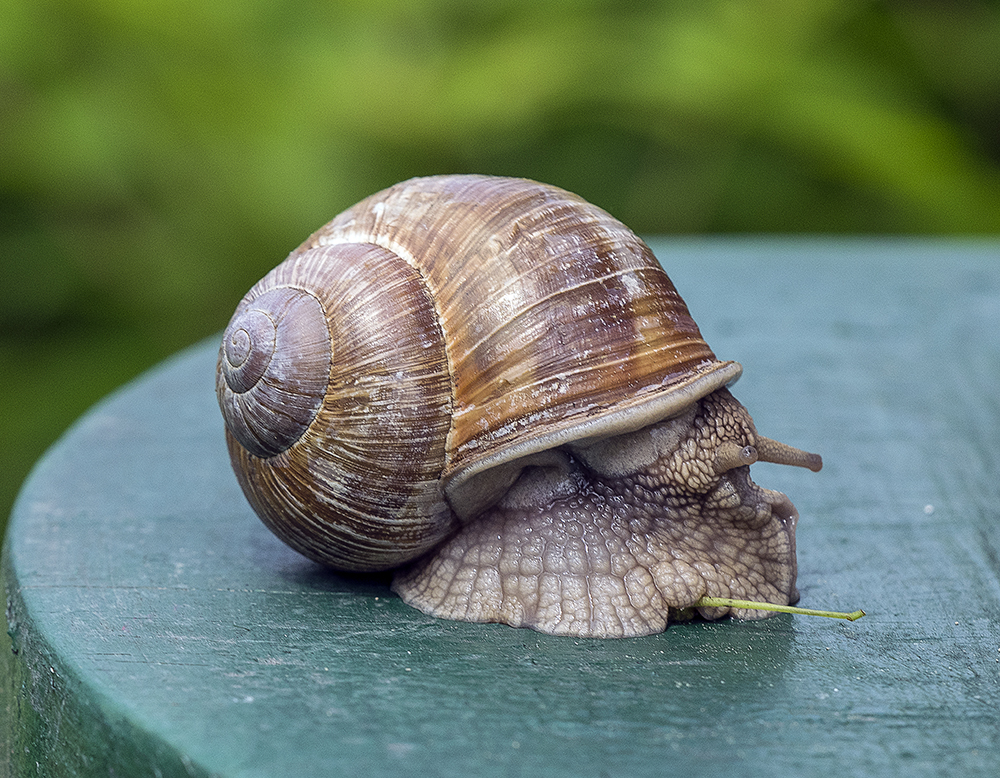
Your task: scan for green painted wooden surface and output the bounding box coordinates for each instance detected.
[3,238,999,777]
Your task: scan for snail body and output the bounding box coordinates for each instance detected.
[217,175,821,638]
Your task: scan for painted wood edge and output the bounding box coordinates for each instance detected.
[0,468,216,777]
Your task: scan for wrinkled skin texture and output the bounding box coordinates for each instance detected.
[392,389,800,638]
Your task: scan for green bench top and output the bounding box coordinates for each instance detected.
[3,238,999,777]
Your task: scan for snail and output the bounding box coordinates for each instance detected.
[217,174,822,638]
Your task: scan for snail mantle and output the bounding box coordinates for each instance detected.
[216,174,822,638]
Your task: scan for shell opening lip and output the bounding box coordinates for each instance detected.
[445,361,742,519]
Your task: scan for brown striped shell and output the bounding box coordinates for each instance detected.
[217,175,741,571]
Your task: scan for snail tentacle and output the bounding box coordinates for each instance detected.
[754,436,823,472]
[712,442,759,474]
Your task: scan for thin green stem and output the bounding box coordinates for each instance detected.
[694,596,865,621]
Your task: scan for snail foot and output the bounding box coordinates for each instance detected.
[392,461,798,638]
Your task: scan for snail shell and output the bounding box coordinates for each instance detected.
[217,174,821,637]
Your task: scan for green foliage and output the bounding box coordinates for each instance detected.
[2,0,999,531]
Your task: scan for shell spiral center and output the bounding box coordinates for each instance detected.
[222,309,276,393]
[217,286,332,459]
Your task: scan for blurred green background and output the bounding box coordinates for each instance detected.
[3,0,999,536]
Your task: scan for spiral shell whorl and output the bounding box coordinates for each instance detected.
[218,287,331,459]
[219,242,458,571]
[221,309,273,393]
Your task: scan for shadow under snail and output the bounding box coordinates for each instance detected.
[216,174,824,638]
